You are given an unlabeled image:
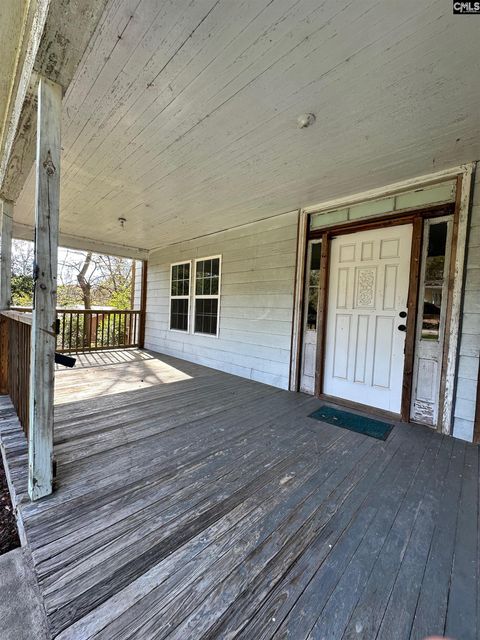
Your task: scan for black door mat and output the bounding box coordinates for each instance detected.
[309,405,394,441]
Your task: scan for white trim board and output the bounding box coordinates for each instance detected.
[12,221,149,260]
[302,164,474,216]
[442,164,475,435]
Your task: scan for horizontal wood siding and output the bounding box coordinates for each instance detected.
[144,212,298,389]
[453,169,480,441]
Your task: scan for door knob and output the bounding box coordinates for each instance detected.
[399,311,407,318]
[397,324,407,332]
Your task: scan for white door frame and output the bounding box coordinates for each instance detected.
[290,163,475,435]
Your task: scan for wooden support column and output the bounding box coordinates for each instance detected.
[0,199,13,309]
[28,77,62,501]
[138,260,148,349]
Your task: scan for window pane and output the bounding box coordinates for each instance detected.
[421,222,448,341]
[204,273,212,295]
[171,263,190,296]
[310,243,321,271]
[170,298,189,331]
[195,265,203,294]
[196,258,220,296]
[305,242,321,330]
[205,259,212,278]
[307,286,319,329]
[211,275,219,295]
[195,299,218,335]
[182,263,190,295]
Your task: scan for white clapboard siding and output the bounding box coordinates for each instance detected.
[453,169,480,441]
[144,212,298,389]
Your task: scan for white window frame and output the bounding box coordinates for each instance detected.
[169,260,192,333]
[193,255,222,338]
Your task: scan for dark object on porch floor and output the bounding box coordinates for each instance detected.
[0,454,20,555]
[309,405,394,440]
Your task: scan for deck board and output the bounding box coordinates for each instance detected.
[0,349,478,640]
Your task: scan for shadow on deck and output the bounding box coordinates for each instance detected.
[1,349,479,639]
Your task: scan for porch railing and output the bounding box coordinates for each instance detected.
[0,310,32,436]
[56,309,141,353]
[1,308,142,435]
[11,308,142,353]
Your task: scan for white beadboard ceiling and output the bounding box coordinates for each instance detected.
[13,0,480,254]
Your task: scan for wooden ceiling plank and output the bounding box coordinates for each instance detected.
[61,0,209,177]
[65,0,332,190]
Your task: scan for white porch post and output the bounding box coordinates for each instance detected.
[0,199,13,309]
[28,77,62,501]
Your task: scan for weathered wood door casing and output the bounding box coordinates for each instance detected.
[323,225,413,414]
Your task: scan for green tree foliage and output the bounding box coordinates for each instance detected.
[107,285,132,309]
[57,284,83,308]
[11,240,34,306]
[11,274,34,307]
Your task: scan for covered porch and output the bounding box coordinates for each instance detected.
[0,2,480,638]
[0,349,478,639]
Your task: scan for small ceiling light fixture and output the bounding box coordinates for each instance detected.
[118,216,127,229]
[297,112,316,129]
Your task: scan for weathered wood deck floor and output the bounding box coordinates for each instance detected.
[1,350,479,639]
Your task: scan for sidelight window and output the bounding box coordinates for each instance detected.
[305,242,322,330]
[420,221,449,341]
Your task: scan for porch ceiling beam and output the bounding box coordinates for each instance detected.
[13,221,149,261]
[0,0,109,202]
[28,76,62,501]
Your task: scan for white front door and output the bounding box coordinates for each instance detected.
[323,224,413,413]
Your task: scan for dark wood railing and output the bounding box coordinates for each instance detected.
[1,308,142,435]
[0,310,32,436]
[56,309,141,353]
[11,308,142,353]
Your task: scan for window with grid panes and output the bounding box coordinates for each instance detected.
[194,257,221,335]
[169,262,190,331]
